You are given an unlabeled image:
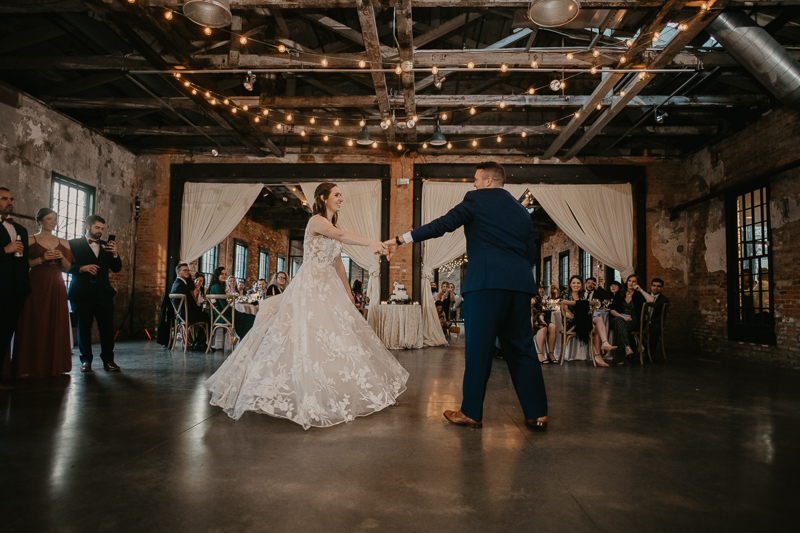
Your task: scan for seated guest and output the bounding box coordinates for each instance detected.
[435,301,451,334]
[609,281,622,297]
[171,263,209,350]
[225,275,239,296]
[532,295,557,364]
[583,276,612,301]
[561,275,615,367]
[609,274,654,365]
[549,284,561,300]
[437,281,454,321]
[538,286,548,303]
[193,272,207,312]
[266,271,288,296]
[237,280,247,296]
[246,279,268,298]
[430,281,438,299]
[649,278,670,353]
[352,279,368,318]
[207,267,255,343]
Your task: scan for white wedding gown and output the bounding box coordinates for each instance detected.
[205,224,409,429]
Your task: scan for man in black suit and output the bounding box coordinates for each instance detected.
[649,278,670,354]
[68,215,122,372]
[583,276,613,302]
[170,263,209,350]
[0,187,30,390]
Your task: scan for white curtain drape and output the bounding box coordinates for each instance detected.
[180,182,264,263]
[526,184,635,278]
[300,181,383,329]
[419,182,474,346]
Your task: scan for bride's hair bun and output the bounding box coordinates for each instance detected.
[313,182,339,227]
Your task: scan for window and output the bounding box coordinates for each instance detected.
[579,249,593,280]
[199,245,219,280]
[726,184,775,344]
[258,249,270,281]
[542,257,552,288]
[277,254,286,274]
[559,251,570,290]
[614,270,622,283]
[341,253,352,283]
[233,240,248,282]
[51,174,95,294]
[532,264,539,288]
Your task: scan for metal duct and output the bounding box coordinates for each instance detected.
[708,11,800,110]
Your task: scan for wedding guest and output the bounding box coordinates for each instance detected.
[225,275,239,296]
[430,281,438,299]
[0,187,30,389]
[11,208,74,379]
[171,263,209,351]
[208,267,255,342]
[609,274,654,365]
[649,278,670,353]
[609,281,622,296]
[435,301,451,334]
[68,215,122,373]
[352,279,367,318]
[193,272,207,311]
[561,275,615,367]
[437,281,454,321]
[549,285,561,300]
[538,286,548,303]
[583,276,612,301]
[266,271,287,296]
[237,280,247,296]
[532,296,556,364]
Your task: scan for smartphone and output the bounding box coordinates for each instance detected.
[108,234,116,243]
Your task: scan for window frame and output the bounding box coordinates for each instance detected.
[50,173,96,297]
[558,250,570,290]
[258,248,270,281]
[579,248,593,281]
[276,254,286,275]
[725,180,776,345]
[542,257,552,288]
[199,245,219,281]
[233,239,249,283]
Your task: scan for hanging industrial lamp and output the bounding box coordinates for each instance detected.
[527,0,580,28]
[428,122,447,147]
[356,125,373,146]
[184,0,232,28]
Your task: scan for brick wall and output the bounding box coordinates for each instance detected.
[211,215,290,287]
[389,158,414,290]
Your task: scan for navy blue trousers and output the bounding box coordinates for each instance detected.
[461,289,547,421]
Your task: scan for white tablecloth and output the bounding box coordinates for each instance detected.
[548,308,611,361]
[234,302,258,315]
[371,304,423,350]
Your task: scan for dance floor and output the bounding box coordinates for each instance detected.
[2,339,798,532]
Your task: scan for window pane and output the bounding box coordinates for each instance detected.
[753,188,761,205]
[744,192,751,210]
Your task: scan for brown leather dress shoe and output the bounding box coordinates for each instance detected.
[103,362,121,372]
[80,362,92,373]
[525,415,548,431]
[443,410,482,429]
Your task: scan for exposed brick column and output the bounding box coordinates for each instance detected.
[388,158,414,292]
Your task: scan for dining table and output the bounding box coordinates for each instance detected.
[371,303,423,350]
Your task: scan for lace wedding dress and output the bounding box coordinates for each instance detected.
[205,224,409,429]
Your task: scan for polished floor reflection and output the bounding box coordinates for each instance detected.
[2,340,798,532]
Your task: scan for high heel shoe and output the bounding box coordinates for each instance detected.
[601,341,617,352]
[548,352,557,364]
[593,354,610,367]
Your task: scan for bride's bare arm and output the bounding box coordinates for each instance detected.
[308,215,386,255]
[335,256,355,305]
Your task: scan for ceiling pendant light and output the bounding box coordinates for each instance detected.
[184,0,232,28]
[356,125,373,146]
[428,122,447,146]
[527,0,580,28]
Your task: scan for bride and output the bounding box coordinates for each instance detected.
[205,183,409,429]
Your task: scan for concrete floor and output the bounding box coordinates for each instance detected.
[1,339,798,533]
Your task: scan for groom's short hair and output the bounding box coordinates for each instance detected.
[475,161,505,186]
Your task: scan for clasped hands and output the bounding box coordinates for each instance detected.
[369,236,405,262]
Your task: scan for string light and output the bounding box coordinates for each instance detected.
[240,36,247,45]
[223,98,229,105]
[300,130,306,136]
[287,114,293,121]
[639,71,647,79]
[567,53,574,60]
[575,111,581,118]
[277,123,282,129]
[191,89,197,95]
[263,109,269,115]
[472,140,477,147]
[174,72,181,78]
[531,60,538,68]
[204,27,211,36]
[626,39,633,47]
[254,116,260,123]
[210,98,216,105]
[359,60,366,68]
[183,81,190,86]
[412,115,419,123]
[620,90,626,96]
[127,0,135,3]
[310,117,316,124]
[359,119,365,127]
[231,107,237,113]
[423,142,428,149]
[397,143,403,150]
[620,56,627,64]
[560,81,566,89]
[593,49,600,57]
[334,119,340,126]
[467,62,475,69]
[521,131,527,138]
[591,66,597,74]
[701,2,709,10]
[678,23,688,31]
[321,58,328,67]
[496,136,502,142]
[324,135,329,141]
[528,86,535,95]
[395,65,402,74]
[431,66,439,74]
[439,257,467,277]
[372,141,378,148]
[164,10,173,20]
[205,91,210,97]
[652,32,660,42]
[348,139,354,146]
[242,105,248,111]
[501,64,508,72]
[447,142,453,149]
[278,44,286,53]
[441,112,448,120]
[500,99,506,108]
[596,103,603,110]
[470,107,476,115]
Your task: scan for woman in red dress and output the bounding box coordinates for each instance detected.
[11,208,74,378]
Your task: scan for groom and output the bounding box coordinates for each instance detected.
[385,162,548,430]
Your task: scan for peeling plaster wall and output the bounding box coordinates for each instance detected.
[0,84,137,341]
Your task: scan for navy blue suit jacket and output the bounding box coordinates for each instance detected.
[68,237,122,303]
[411,188,536,295]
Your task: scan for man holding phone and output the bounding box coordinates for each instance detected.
[68,215,122,372]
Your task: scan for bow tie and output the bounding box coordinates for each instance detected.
[88,239,101,245]
[1,216,13,223]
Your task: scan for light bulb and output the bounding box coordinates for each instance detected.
[348,139,354,146]
[397,143,403,150]
[184,81,190,86]
[210,99,216,105]
[359,60,366,68]
[263,109,269,115]
[499,100,506,108]
[287,114,293,121]
[560,81,566,89]
[324,135,329,141]
[334,119,340,126]
[575,111,581,118]
[593,49,600,57]
[412,115,418,123]
[174,72,181,78]
[204,27,211,36]
[277,123,282,129]
[359,119,365,127]
[240,36,247,45]
[278,44,286,53]
[472,140,477,147]
[395,65,402,75]
[626,39,633,47]
[639,71,646,79]
[441,112,448,120]
[231,107,237,113]
[470,107,476,115]
[372,141,378,148]
[679,23,688,32]
[191,89,197,95]
[242,105,248,111]
[531,60,538,68]
[254,116,260,123]
[321,58,328,67]
[652,34,660,42]
[620,90,626,96]
[521,131,527,138]
[591,66,597,74]
[496,136,502,143]
[310,117,316,124]
[205,92,210,97]
[528,86,535,95]
[127,0,134,3]
[300,130,306,137]
[223,98,229,105]
[501,64,508,72]
[164,10,173,20]
[431,66,438,74]
[567,53,574,60]
[447,142,452,149]
[467,62,475,69]
[596,103,602,110]
[701,2,708,10]
[620,56,627,64]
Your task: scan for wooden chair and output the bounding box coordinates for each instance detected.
[205,294,237,354]
[168,294,210,353]
[559,300,600,367]
[632,302,655,365]
[649,302,669,362]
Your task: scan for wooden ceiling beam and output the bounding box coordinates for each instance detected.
[396,0,417,142]
[355,0,394,143]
